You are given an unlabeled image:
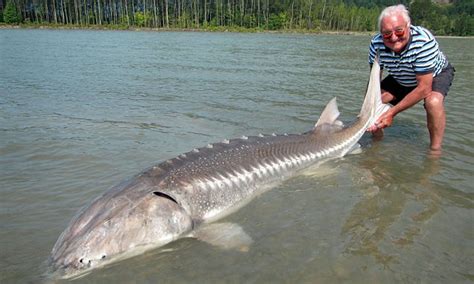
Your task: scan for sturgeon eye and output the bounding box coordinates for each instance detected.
[101,254,107,259]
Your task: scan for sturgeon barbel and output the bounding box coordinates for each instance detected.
[50,59,388,279]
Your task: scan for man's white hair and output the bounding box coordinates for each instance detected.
[378,4,411,31]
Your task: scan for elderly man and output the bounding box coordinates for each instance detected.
[367,4,455,152]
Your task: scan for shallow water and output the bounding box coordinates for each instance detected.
[0,29,473,283]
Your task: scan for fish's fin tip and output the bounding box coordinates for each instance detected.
[347,143,363,155]
[194,222,253,252]
[314,97,341,129]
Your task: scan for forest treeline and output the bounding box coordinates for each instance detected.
[1,0,473,35]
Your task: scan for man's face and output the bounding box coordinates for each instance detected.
[380,14,409,53]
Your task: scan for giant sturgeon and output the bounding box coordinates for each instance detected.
[50,58,388,279]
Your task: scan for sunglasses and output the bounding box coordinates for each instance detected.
[382,27,406,39]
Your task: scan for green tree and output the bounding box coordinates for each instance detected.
[267,12,287,30]
[410,0,435,27]
[3,0,22,24]
[134,11,152,27]
[0,0,471,35]
[451,0,474,16]
[454,13,474,36]
[450,0,474,35]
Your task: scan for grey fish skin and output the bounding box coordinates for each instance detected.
[50,59,387,279]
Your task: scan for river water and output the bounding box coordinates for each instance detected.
[0,29,473,283]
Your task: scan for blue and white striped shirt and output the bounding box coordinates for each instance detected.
[369,25,447,87]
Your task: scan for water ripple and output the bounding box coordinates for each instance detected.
[0,30,472,283]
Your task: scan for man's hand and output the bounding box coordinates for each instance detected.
[367,109,395,132]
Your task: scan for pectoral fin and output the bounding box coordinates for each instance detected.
[301,162,339,178]
[192,223,253,252]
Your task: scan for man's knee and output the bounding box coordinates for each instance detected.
[424,92,445,111]
[381,90,395,104]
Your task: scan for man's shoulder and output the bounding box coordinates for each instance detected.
[411,25,435,42]
[370,33,383,43]
[370,34,386,49]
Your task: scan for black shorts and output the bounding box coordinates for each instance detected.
[381,63,455,105]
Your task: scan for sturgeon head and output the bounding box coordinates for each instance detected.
[49,176,193,279]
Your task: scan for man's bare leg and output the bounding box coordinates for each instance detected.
[424,92,445,151]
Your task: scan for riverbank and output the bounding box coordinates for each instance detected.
[2,23,470,38]
[0,23,375,36]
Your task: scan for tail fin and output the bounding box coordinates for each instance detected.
[359,55,390,126]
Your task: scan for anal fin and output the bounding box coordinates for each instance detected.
[347,143,362,155]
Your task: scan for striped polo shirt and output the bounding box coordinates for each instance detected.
[368,25,447,87]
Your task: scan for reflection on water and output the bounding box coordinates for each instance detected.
[0,29,473,283]
[343,152,443,267]
[340,139,473,282]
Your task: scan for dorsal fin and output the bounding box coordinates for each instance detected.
[314,97,340,129]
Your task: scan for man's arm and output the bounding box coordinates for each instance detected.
[373,72,433,130]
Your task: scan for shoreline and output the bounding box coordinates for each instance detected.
[0,23,375,36]
[1,23,471,38]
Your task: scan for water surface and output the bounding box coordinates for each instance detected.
[0,29,473,283]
